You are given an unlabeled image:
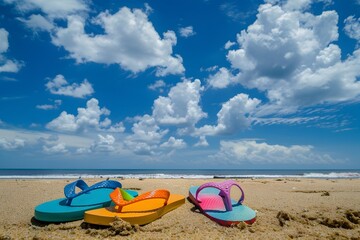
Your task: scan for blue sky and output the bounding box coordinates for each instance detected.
[0,0,360,169]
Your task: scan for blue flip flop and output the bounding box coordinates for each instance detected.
[34,179,138,222]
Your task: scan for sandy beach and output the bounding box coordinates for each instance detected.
[0,178,359,239]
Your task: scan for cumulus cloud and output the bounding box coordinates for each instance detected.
[282,0,312,10]
[0,28,22,73]
[124,115,168,156]
[206,67,237,89]
[125,79,206,156]
[46,74,94,98]
[212,2,360,115]
[213,140,335,164]
[46,98,111,132]
[107,122,125,133]
[196,94,261,136]
[152,79,207,128]
[90,134,116,152]
[51,7,184,76]
[179,26,196,38]
[160,137,186,149]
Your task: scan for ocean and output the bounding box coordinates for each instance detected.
[0,169,359,179]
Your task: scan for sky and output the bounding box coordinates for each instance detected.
[0,0,360,169]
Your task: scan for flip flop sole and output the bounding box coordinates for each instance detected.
[84,194,185,226]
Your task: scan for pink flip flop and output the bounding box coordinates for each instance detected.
[189,180,256,226]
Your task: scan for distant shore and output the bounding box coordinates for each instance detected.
[0,178,359,239]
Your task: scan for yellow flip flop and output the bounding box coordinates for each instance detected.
[84,188,185,225]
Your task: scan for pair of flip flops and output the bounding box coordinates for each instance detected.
[35,179,255,226]
[34,179,185,225]
[85,179,256,226]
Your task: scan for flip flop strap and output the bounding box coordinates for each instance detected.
[195,180,245,211]
[64,180,122,205]
[111,188,170,211]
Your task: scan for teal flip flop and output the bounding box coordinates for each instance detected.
[34,179,138,222]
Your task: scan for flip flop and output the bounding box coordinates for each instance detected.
[84,188,185,225]
[34,179,138,222]
[189,180,256,226]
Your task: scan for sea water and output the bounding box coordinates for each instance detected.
[0,169,359,179]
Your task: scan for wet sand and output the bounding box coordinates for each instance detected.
[0,178,359,239]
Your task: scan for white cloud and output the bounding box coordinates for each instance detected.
[0,137,25,150]
[126,79,206,155]
[46,98,111,132]
[194,136,209,147]
[344,16,360,42]
[219,2,360,114]
[160,137,186,149]
[196,93,261,136]
[282,0,312,10]
[0,29,9,53]
[224,41,236,50]
[144,3,153,15]
[206,67,237,89]
[213,140,335,164]
[107,122,125,133]
[17,14,54,32]
[0,128,93,154]
[152,79,207,128]
[0,60,22,73]
[51,7,184,76]
[43,143,68,153]
[148,80,166,92]
[46,74,94,98]
[179,26,196,38]
[90,134,116,152]
[3,0,89,19]
[124,114,168,156]
[0,28,22,73]
[36,100,62,110]
[125,79,206,156]
[201,65,219,72]
[127,114,168,144]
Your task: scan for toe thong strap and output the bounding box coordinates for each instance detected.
[195,180,245,211]
[64,179,121,205]
[111,188,170,212]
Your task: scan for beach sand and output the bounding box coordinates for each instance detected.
[0,178,359,239]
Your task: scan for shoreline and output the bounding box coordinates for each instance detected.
[0,178,359,239]
[1,168,359,180]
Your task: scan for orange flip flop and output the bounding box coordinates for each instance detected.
[84,188,185,225]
